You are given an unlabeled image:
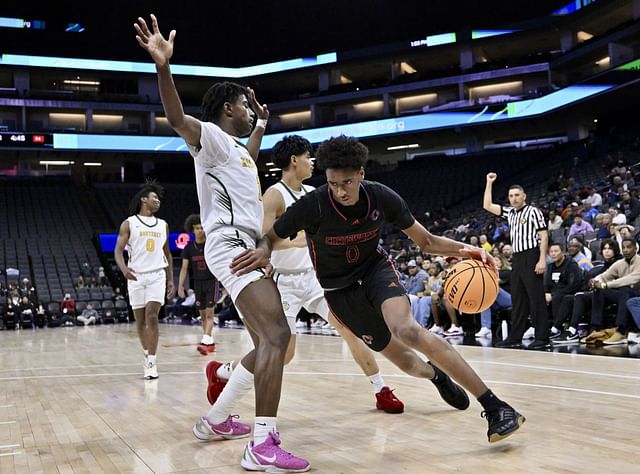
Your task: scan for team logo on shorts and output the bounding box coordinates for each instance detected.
[282,301,290,311]
[362,335,373,345]
[370,209,380,221]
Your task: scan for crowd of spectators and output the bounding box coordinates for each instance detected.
[390,150,640,347]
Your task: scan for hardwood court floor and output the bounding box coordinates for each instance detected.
[0,324,638,473]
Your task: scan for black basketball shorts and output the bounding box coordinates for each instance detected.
[193,279,218,310]
[324,258,407,352]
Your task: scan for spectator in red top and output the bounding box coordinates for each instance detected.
[60,293,76,316]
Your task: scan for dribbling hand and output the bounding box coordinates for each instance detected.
[459,246,499,275]
[134,14,175,67]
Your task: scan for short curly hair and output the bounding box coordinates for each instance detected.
[316,135,368,171]
[184,214,201,233]
[271,135,314,171]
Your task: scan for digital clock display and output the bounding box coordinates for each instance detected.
[0,132,53,148]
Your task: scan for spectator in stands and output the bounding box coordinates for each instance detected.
[35,303,47,328]
[97,266,109,287]
[114,287,125,300]
[404,260,428,295]
[474,255,512,338]
[585,238,640,344]
[60,293,76,325]
[77,303,98,326]
[567,214,594,242]
[548,210,563,231]
[620,191,640,224]
[468,235,480,248]
[3,301,17,330]
[500,244,513,269]
[623,299,640,344]
[614,224,635,250]
[545,243,584,340]
[491,218,510,245]
[567,237,593,272]
[75,276,86,289]
[582,187,603,209]
[81,262,93,279]
[609,204,627,225]
[623,170,635,190]
[479,234,492,253]
[18,296,35,328]
[60,293,75,313]
[178,288,197,318]
[595,213,612,239]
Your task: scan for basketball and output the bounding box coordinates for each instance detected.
[443,259,499,313]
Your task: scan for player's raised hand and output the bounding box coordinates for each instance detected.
[247,87,269,120]
[486,172,497,183]
[134,14,175,67]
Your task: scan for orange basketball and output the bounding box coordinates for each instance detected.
[443,259,499,313]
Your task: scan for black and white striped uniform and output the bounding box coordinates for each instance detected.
[501,203,549,342]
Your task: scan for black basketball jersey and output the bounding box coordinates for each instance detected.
[273,180,415,289]
[181,240,215,281]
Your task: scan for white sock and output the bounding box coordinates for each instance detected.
[143,349,149,357]
[201,334,214,345]
[568,327,577,335]
[148,355,156,365]
[254,417,277,445]
[206,362,253,424]
[369,373,385,393]
[216,361,234,380]
[551,326,560,335]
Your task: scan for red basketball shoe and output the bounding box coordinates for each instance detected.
[375,386,404,413]
[205,360,228,405]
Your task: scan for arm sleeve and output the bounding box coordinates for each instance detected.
[187,122,232,168]
[273,193,322,240]
[533,208,547,231]
[377,184,415,230]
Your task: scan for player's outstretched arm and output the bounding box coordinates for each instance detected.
[134,14,201,147]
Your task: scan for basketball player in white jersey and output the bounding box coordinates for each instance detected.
[135,15,310,472]
[115,181,175,380]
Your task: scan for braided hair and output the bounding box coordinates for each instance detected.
[200,81,247,123]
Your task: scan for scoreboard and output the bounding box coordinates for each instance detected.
[0,132,53,148]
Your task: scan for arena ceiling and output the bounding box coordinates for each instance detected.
[1,1,570,65]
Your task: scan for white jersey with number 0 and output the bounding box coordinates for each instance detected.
[126,215,168,273]
[270,182,315,273]
[188,122,263,241]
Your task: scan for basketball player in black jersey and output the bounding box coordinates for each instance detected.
[231,135,526,443]
[178,214,218,355]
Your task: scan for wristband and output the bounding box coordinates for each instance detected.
[602,280,607,289]
[256,118,268,129]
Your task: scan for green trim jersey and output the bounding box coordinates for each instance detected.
[188,122,264,241]
[126,215,168,273]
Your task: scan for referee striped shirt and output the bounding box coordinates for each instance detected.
[501,204,546,253]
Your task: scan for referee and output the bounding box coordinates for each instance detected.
[484,172,550,350]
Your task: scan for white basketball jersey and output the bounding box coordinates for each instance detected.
[188,122,263,241]
[270,182,315,273]
[126,215,168,273]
